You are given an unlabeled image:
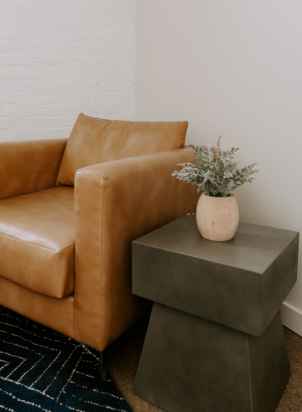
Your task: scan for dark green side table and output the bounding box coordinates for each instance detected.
[132,215,299,412]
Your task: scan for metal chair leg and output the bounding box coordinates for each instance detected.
[80,343,107,391]
[96,351,107,391]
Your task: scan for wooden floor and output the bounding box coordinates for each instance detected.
[106,317,302,412]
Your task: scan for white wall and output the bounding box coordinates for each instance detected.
[136,1,302,334]
[0,0,135,141]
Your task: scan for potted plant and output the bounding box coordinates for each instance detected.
[172,137,259,241]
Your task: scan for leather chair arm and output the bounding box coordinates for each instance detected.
[0,139,67,200]
[73,148,200,351]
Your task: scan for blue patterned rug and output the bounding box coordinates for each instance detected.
[0,305,132,412]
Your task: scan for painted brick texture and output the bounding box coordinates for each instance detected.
[0,0,135,141]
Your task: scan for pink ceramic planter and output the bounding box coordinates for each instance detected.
[196,193,239,241]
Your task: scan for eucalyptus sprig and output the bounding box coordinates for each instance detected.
[172,137,259,197]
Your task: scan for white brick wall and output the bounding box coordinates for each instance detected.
[0,0,135,141]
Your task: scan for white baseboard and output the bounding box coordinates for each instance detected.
[280,301,302,337]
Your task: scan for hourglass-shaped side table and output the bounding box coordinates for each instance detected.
[132,215,299,412]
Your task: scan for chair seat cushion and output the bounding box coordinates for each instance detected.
[56,113,188,186]
[0,187,75,298]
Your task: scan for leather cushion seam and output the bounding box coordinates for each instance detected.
[76,171,106,179]
[0,231,74,253]
[0,273,74,299]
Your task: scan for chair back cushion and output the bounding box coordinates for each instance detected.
[56,113,188,186]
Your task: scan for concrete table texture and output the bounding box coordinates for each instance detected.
[132,215,299,412]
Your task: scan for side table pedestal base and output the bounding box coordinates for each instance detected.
[133,303,290,412]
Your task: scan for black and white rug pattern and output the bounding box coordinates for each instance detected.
[0,305,132,412]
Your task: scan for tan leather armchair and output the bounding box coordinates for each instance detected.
[0,114,200,379]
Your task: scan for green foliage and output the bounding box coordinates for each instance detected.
[172,137,259,197]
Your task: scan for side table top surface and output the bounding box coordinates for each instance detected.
[133,214,298,275]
